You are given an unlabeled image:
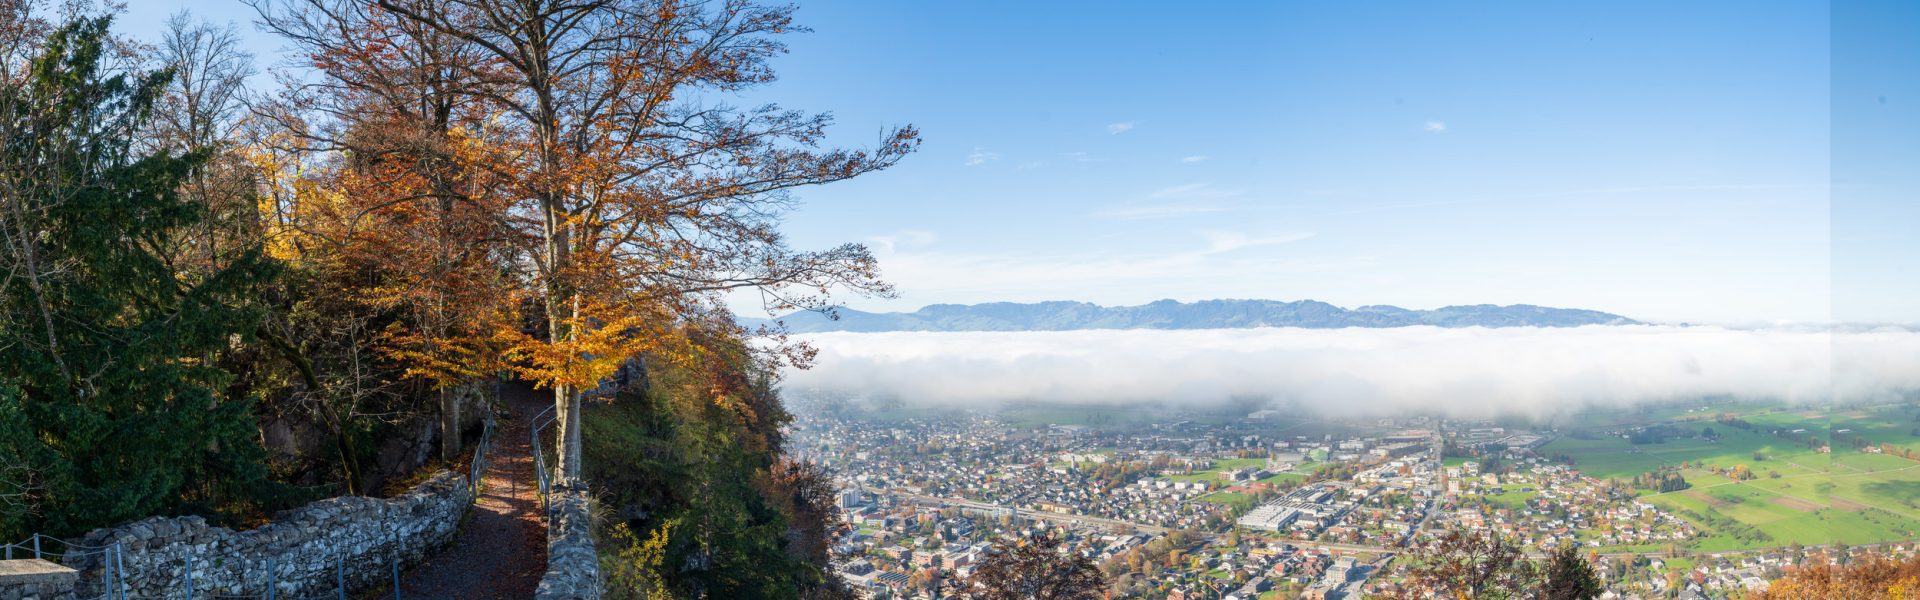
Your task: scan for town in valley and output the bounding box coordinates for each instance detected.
[793,397,1920,599]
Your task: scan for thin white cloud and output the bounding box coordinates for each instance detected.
[964,148,1001,166]
[1062,152,1106,163]
[1200,230,1316,254]
[868,230,939,253]
[865,234,1370,306]
[1091,204,1232,220]
[1180,155,1210,163]
[1106,121,1137,135]
[784,326,1920,418]
[1423,120,1448,133]
[1094,183,1247,220]
[1147,182,1242,201]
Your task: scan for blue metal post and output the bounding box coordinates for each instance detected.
[186,554,194,600]
[391,529,401,600]
[114,543,128,600]
[31,533,39,559]
[339,552,346,600]
[268,555,277,600]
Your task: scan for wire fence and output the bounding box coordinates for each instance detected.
[7,506,440,599]
[2,533,127,600]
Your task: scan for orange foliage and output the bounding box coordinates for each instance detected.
[1757,553,1920,600]
[259,0,915,479]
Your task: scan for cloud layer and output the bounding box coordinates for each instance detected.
[781,326,1920,418]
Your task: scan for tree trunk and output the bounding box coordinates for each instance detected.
[555,383,583,483]
[439,386,462,461]
[338,427,361,496]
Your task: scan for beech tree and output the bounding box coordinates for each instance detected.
[254,0,523,463]
[361,0,917,481]
[150,12,261,274]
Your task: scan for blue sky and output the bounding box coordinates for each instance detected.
[116,2,1915,324]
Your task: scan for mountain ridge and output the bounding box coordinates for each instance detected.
[741,299,1640,332]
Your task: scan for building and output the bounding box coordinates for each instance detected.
[1226,576,1272,599]
[875,571,909,590]
[842,559,875,576]
[1385,430,1432,444]
[1332,556,1357,582]
[1237,504,1301,532]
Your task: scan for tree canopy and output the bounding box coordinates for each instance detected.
[0,2,910,562]
[963,533,1110,600]
[0,15,284,537]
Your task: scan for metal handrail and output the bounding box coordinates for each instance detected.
[468,408,495,502]
[2,534,127,599]
[531,403,556,518]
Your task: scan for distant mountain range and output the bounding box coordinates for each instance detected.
[741,299,1640,332]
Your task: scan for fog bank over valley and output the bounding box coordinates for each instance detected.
[779,326,1920,418]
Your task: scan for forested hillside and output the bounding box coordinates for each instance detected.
[0,7,908,594]
[753,299,1639,332]
[587,339,850,598]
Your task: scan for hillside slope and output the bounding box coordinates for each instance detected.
[744,299,1639,332]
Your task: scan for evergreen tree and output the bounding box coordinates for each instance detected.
[0,16,282,538]
[1541,544,1604,600]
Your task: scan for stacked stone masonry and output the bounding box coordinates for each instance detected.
[533,489,601,600]
[0,558,78,600]
[63,471,470,599]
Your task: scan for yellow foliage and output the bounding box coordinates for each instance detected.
[505,297,677,390]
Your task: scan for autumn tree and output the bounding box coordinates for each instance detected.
[1390,529,1541,599]
[766,458,845,568]
[1758,552,1920,600]
[367,0,917,482]
[963,533,1109,600]
[149,11,262,274]
[252,0,527,471]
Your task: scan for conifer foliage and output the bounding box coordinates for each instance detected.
[0,15,283,538]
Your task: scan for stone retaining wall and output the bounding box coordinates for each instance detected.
[533,488,601,599]
[64,471,470,599]
[0,558,77,600]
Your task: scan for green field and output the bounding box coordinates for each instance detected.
[1254,472,1306,485]
[1198,491,1256,511]
[1832,405,1920,455]
[1545,402,1920,550]
[1162,458,1269,483]
[1543,423,1830,481]
[1482,484,1540,511]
